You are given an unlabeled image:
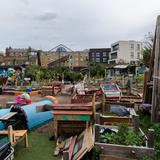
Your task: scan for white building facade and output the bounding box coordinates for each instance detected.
[108,41,143,64]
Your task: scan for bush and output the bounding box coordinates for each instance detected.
[134,74,144,83]
[100,124,145,146]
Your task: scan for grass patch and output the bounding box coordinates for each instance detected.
[14,131,60,160]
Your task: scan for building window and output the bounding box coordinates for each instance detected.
[137,44,140,50]
[130,52,134,58]
[130,44,134,50]
[96,52,100,57]
[103,58,107,62]
[137,52,140,59]
[92,57,94,62]
[112,44,119,51]
[103,52,107,57]
[96,57,100,62]
[110,52,117,59]
[91,52,94,57]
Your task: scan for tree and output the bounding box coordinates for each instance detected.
[142,32,153,67]
[25,65,43,81]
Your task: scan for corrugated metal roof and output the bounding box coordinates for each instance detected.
[114,65,128,69]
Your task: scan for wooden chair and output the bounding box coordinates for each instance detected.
[0,125,28,147]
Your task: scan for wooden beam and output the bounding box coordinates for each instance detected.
[152,15,160,122]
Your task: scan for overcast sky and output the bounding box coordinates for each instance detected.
[0,0,159,51]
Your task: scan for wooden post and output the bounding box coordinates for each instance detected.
[151,15,160,122]
[95,125,100,142]
[54,119,58,139]
[143,71,149,103]
[106,103,111,113]
[102,94,106,114]
[92,93,96,120]
[95,113,100,124]
[8,125,13,145]
[147,129,154,148]
[25,132,29,148]
[132,115,139,131]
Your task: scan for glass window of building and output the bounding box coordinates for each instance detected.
[130,44,134,50]
[103,52,107,56]
[137,44,140,50]
[137,52,140,59]
[96,52,100,57]
[130,52,134,58]
[103,58,107,62]
[96,57,100,62]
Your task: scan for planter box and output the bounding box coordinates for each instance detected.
[96,108,137,126]
[71,94,101,104]
[94,124,155,160]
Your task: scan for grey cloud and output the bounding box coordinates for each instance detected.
[34,12,57,21]
[19,0,29,5]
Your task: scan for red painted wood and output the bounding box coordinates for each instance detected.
[51,103,93,108]
[52,110,93,115]
[69,136,77,160]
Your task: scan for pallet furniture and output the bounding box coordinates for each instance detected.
[52,109,93,139]
[41,86,54,96]
[0,125,28,147]
[41,82,62,96]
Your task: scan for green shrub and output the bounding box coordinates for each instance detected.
[100,124,145,146]
[91,146,101,160]
[134,74,144,83]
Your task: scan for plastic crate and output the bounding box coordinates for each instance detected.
[4,147,14,160]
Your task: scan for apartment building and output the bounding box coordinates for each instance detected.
[1,47,38,66]
[89,48,111,64]
[109,41,143,64]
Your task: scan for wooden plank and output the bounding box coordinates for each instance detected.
[95,143,155,159]
[53,106,91,110]
[68,136,77,160]
[0,112,17,120]
[52,110,93,115]
[100,155,129,160]
[54,114,91,121]
[0,130,27,136]
[72,126,94,160]
[51,103,93,107]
